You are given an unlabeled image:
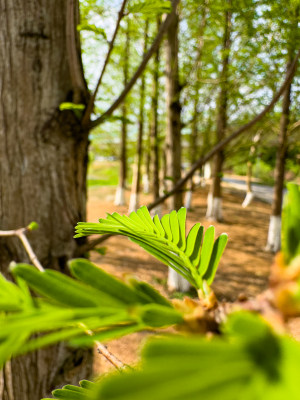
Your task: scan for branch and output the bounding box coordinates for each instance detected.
[147,47,300,211]
[89,0,181,129]
[0,226,44,272]
[66,0,88,103]
[81,0,128,126]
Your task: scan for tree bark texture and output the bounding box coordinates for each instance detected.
[209,3,231,213]
[0,1,92,399]
[165,6,182,211]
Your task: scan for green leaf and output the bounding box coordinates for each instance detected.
[128,0,172,16]
[75,208,228,291]
[198,226,215,276]
[177,207,187,250]
[169,211,179,245]
[203,234,228,284]
[69,259,143,305]
[138,304,183,328]
[185,223,203,258]
[160,214,172,241]
[11,263,121,308]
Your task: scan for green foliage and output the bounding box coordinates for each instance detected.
[27,221,39,231]
[127,0,171,16]
[59,103,86,118]
[75,207,228,291]
[46,312,300,400]
[77,24,107,39]
[0,259,182,368]
[281,183,300,265]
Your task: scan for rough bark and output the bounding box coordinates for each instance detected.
[115,21,130,206]
[207,2,231,221]
[165,4,182,211]
[0,1,92,399]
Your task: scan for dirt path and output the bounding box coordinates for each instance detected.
[86,184,275,374]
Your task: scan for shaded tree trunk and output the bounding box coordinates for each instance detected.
[266,6,299,253]
[165,6,182,211]
[206,2,231,221]
[0,1,92,399]
[129,21,149,212]
[115,20,130,206]
[266,64,293,252]
[165,1,189,292]
[185,0,208,210]
[150,17,161,214]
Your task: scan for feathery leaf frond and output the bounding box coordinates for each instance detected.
[75,207,228,291]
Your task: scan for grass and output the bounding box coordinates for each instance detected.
[87,161,120,187]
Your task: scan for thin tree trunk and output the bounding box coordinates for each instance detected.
[165,0,189,291]
[242,132,261,208]
[0,1,92,399]
[266,6,298,253]
[206,2,232,221]
[266,63,293,251]
[150,17,161,211]
[129,21,149,212]
[165,5,182,212]
[115,21,130,206]
[143,125,151,194]
[185,1,208,210]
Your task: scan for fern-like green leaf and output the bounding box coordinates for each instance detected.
[75,207,228,291]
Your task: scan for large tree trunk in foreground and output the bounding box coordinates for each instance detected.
[0,1,92,399]
[206,2,231,222]
[165,1,189,292]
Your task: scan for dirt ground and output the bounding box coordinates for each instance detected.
[86,184,275,375]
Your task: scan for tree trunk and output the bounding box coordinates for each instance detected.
[266,64,293,252]
[206,2,231,221]
[242,132,261,208]
[115,20,130,206]
[0,1,92,399]
[165,6,182,212]
[266,5,298,252]
[129,21,149,213]
[185,0,208,210]
[150,17,161,214]
[165,1,189,292]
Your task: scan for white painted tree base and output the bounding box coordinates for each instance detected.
[242,191,254,208]
[204,162,211,179]
[206,193,223,221]
[150,204,162,218]
[114,186,126,206]
[142,174,150,194]
[128,193,139,213]
[167,267,190,292]
[265,215,281,253]
[184,190,193,210]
